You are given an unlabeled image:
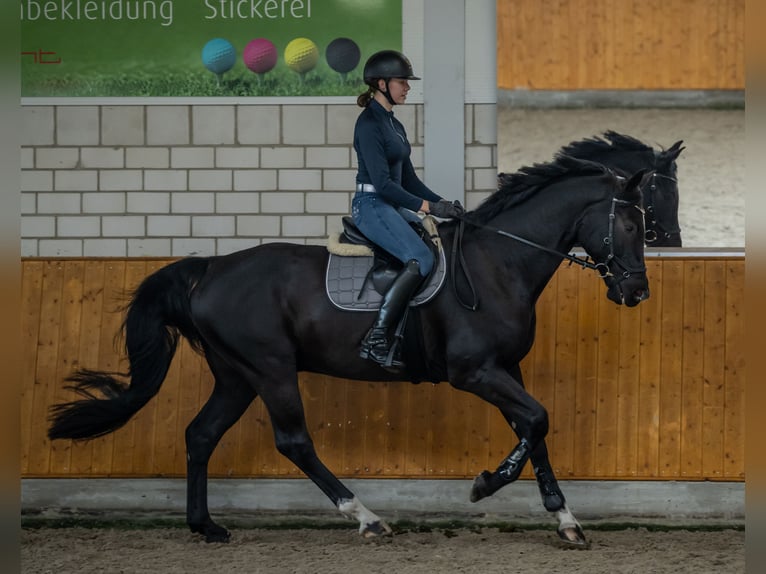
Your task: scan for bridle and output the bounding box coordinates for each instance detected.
[450,197,646,311]
[643,171,682,243]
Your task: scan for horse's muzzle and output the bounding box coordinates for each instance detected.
[606,274,650,307]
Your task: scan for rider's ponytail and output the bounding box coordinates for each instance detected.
[357,85,376,108]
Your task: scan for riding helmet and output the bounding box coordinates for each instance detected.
[363,50,420,84]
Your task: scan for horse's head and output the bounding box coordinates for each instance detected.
[563,131,685,248]
[645,140,685,247]
[577,169,651,307]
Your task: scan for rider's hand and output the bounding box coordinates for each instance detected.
[428,199,464,219]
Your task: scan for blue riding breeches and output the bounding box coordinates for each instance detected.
[351,191,434,277]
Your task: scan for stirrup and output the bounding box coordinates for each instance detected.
[359,339,404,368]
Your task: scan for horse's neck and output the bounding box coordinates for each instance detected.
[476,189,586,299]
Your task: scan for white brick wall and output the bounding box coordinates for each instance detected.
[20,103,497,257]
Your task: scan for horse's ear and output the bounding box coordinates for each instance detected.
[619,168,649,201]
[659,140,685,164]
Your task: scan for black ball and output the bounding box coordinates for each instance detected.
[326,37,361,74]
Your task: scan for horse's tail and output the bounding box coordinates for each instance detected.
[48,257,210,441]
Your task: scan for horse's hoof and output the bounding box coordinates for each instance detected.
[205,528,231,544]
[361,520,393,538]
[469,470,492,502]
[557,524,589,549]
[190,522,231,543]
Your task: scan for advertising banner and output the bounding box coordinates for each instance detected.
[21,0,402,97]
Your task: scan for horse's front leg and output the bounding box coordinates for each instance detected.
[506,364,586,546]
[530,441,586,546]
[452,366,547,501]
[455,365,588,547]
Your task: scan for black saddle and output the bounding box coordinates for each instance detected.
[339,216,437,296]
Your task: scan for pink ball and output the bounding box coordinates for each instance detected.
[243,38,278,74]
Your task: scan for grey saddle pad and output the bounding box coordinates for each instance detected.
[325,247,447,311]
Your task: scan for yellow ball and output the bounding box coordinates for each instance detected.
[284,37,319,74]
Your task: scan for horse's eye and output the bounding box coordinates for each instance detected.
[625,223,636,233]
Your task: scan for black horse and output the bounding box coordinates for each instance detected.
[506,131,685,247]
[48,156,650,547]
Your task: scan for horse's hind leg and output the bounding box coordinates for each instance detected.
[185,364,256,543]
[257,369,392,538]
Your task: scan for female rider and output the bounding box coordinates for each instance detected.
[352,50,463,368]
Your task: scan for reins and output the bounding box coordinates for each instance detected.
[449,197,644,311]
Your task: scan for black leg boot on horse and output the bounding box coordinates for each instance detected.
[360,259,423,368]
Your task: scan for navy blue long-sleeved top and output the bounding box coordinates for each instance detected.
[354,100,442,212]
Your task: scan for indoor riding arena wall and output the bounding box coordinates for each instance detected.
[21,255,744,483]
[496,0,744,91]
[19,0,745,517]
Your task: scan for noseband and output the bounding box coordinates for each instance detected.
[450,196,646,311]
[643,172,682,243]
[598,197,647,282]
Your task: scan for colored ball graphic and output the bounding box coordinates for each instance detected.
[284,37,319,74]
[326,37,361,74]
[201,38,236,75]
[243,38,278,74]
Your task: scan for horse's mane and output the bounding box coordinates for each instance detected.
[473,155,608,225]
[559,130,654,160]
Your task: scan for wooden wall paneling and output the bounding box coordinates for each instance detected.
[340,380,367,476]
[459,387,493,479]
[20,261,44,475]
[48,260,87,475]
[680,260,705,478]
[26,261,65,475]
[430,383,456,477]
[312,375,348,478]
[572,265,602,477]
[20,257,746,481]
[89,261,127,475]
[658,260,684,477]
[724,261,745,478]
[594,287,621,477]
[551,0,571,89]
[382,380,411,477]
[404,383,434,476]
[637,260,664,477]
[615,290,642,477]
[701,260,727,478]
[496,0,745,90]
[731,0,746,86]
[361,380,390,476]
[551,261,580,477]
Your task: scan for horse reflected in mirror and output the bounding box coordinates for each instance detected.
[501,131,684,247]
[48,155,651,548]
[561,131,685,247]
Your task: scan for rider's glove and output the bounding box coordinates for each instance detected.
[428,199,465,219]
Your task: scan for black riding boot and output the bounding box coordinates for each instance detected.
[360,259,423,367]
